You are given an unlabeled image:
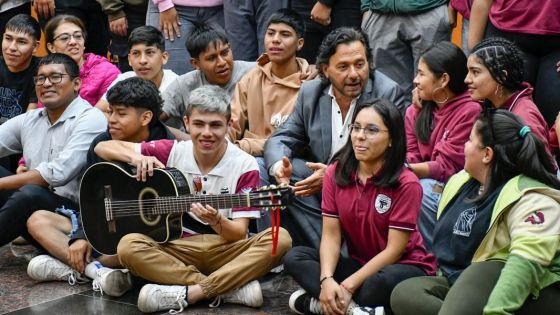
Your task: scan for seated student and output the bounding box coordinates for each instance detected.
[284,99,436,314]
[0,14,41,172]
[25,77,175,297]
[264,27,405,249]
[94,85,292,313]
[229,8,309,169]
[44,14,120,106]
[465,37,550,149]
[159,22,255,129]
[391,110,560,315]
[0,14,40,123]
[405,42,481,250]
[0,53,107,249]
[95,25,178,113]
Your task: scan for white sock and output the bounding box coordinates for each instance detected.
[84,261,104,280]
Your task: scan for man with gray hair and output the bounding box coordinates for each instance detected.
[94,85,292,313]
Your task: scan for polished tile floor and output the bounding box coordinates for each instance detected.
[0,244,299,314]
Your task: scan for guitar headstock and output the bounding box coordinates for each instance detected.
[249,184,294,209]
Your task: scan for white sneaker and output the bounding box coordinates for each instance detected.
[27,255,87,285]
[92,268,133,297]
[221,280,263,307]
[288,289,323,314]
[137,284,188,314]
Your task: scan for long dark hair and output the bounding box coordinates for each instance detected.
[475,109,559,201]
[332,98,405,188]
[415,42,468,143]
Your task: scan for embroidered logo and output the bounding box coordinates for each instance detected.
[525,211,545,225]
[374,194,392,214]
[270,112,290,128]
[453,207,477,237]
[442,128,449,141]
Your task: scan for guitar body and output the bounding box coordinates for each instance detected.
[80,162,189,255]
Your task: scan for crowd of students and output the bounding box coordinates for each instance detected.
[0,1,559,315]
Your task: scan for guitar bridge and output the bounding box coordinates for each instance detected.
[104,185,116,233]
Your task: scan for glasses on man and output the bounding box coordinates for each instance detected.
[53,31,85,44]
[33,73,69,86]
[349,124,389,137]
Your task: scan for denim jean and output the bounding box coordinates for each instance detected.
[146,2,224,75]
[417,178,444,251]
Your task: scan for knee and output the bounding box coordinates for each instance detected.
[117,233,151,265]
[275,227,292,256]
[284,246,314,273]
[27,210,53,237]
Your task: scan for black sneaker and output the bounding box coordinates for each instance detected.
[288,289,323,314]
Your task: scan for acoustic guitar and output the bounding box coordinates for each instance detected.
[79,162,293,255]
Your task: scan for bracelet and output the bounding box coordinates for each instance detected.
[340,283,355,294]
[320,275,333,285]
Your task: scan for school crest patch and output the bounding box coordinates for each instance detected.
[374,194,392,214]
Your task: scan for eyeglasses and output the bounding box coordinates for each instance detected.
[53,31,85,44]
[349,124,388,137]
[33,73,69,85]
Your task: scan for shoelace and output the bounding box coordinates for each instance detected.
[167,289,187,314]
[208,296,222,308]
[92,269,106,295]
[67,272,89,286]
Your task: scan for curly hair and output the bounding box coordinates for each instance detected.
[471,37,524,93]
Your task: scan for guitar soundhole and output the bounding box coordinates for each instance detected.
[139,187,161,226]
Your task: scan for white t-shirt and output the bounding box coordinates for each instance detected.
[100,69,179,101]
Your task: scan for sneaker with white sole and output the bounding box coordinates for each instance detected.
[221,280,263,307]
[92,268,133,297]
[137,284,188,314]
[27,255,88,285]
[289,289,323,314]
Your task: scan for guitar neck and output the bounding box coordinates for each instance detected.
[156,193,252,214]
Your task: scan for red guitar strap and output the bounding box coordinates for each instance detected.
[269,195,281,256]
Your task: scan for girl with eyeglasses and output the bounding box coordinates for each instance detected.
[44,14,120,106]
[464,37,550,150]
[284,99,436,315]
[391,109,560,315]
[406,41,482,251]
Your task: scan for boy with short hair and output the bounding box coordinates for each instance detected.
[230,9,308,159]
[0,13,41,124]
[26,77,175,297]
[95,85,292,313]
[95,25,178,113]
[159,23,255,129]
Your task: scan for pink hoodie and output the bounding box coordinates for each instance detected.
[79,53,120,106]
[406,91,482,182]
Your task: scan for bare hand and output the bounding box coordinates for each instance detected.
[412,87,422,109]
[556,60,560,72]
[110,17,128,37]
[319,278,345,315]
[16,165,28,174]
[131,155,165,182]
[190,203,220,225]
[274,156,292,185]
[33,0,55,19]
[300,64,319,80]
[293,162,326,197]
[67,239,92,274]
[311,2,332,26]
[159,7,181,41]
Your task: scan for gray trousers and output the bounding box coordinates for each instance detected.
[361,5,451,104]
[147,2,224,75]
[390,261,560,315]
[223,0,288,61]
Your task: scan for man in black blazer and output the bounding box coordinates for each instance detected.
[264,27,406,249]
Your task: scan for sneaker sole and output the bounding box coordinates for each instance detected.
[137,284,155,313]
[288,289,306,315]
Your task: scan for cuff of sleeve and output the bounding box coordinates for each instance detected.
[269,160,283,177]
[108,11,126,22]
[426,161,441,181]
[317,0,334,7]
[35,163,52,186]
[157,0,175,12]
[389,221,416,231]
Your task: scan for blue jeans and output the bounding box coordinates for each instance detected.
[417,178,444,252]
[147,2,224,75]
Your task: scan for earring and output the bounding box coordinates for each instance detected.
[494,85,504,99]
[432,87,449,104]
